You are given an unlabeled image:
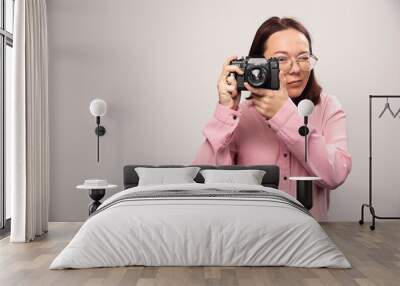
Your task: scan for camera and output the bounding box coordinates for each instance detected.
[229,57,280,91]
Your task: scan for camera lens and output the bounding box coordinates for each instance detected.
[247,66,267,87]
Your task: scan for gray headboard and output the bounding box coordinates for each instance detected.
[123,165,280,189]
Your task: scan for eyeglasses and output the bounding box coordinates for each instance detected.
[274,54,318,72]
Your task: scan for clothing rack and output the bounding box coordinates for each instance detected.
[359,95,400,230]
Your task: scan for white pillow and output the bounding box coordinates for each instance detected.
[135,167,201,186]
[200,169,266,185]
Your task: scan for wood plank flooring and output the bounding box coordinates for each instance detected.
[0,222,399,286]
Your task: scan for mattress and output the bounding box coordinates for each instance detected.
[49,183,351,269]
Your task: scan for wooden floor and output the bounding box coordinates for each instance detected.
[0,222,399,286]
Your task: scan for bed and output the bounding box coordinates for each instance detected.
[49,165,351,269]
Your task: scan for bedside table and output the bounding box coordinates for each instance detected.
[77,180,117,215]
[289,176,320,210]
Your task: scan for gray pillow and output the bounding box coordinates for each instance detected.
[135,167,201,186]
[200,169,266,185]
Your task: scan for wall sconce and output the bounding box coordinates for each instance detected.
[89,99,107,162]
[297,99,314,163]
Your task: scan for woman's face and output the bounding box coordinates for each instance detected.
[263,28,311,99]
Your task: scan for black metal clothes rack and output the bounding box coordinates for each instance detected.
[359,95,400,230]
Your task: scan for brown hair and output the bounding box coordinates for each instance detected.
[248,17,322,106]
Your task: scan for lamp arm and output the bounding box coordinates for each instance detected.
[305,116,308,163]
[97,116,100,162]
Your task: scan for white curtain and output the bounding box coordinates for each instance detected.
[8,0,49,242]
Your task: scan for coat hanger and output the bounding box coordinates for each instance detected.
[378,97,395,118]
[394,106,400,118]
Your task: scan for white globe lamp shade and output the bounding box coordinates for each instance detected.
[298,99,314,117]
[90,99,107,117]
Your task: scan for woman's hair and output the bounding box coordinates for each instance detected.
[249,17,322,106]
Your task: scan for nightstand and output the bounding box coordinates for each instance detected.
[289,176,320,210]
[77,180,117,215]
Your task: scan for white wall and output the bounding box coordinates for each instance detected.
[46,0,400,221]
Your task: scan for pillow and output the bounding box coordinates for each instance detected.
[200,169,266,185]
[135,167,201,186]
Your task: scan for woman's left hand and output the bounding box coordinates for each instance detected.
[244,70,289,120]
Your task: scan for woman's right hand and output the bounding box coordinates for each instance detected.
[217,56,244,110]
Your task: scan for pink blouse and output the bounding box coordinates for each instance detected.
[192,92,352,221]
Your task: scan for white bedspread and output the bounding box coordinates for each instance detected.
[49,183,351,269]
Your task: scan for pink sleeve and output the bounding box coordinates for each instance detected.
[267,96,352,190]
[192,103,241,165]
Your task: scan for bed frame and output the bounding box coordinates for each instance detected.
[123,165,280,189]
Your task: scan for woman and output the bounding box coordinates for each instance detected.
[192,17,352,221]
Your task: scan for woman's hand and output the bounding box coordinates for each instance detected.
[217,56,244,110]
[244,70,289,120]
